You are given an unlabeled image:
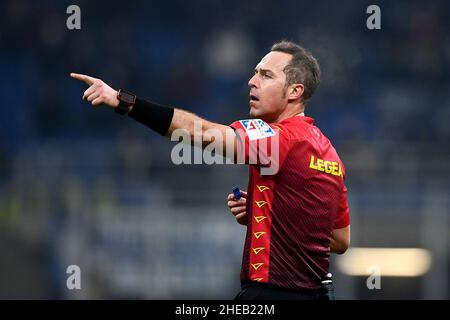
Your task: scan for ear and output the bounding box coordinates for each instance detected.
[287,83,304,101]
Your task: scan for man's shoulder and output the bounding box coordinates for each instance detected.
[229,117,325,145]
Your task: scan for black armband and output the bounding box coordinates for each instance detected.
[127,97,174,136]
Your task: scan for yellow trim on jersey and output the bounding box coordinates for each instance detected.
[251,263,264,270]
[252,247,265,255]
[272,125,284,132]
[253,232,266,239]
[254,216,267,223]
[257,185,270,192]
[255,200,268,208]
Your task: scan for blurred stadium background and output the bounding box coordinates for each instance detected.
[0,0,449,299]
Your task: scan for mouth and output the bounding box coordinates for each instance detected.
[249,94,259,102]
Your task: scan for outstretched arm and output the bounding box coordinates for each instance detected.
[167,109,234,149]
[70,73,237,152]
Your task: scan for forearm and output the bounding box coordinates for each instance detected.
[126,97,175,136]
[129,98,235,154]
[127,97,221,141]
[168,109,236,150]
[168,109,218,138]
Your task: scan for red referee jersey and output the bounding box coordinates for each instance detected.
[230,115,350,290]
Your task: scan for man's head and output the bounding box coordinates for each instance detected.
[248,41,321,122]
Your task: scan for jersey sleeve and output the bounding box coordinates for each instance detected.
[229,119,291,174]
[334,183,350,229]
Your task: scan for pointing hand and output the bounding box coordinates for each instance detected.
[70,73,119,108]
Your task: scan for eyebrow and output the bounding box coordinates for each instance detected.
[255,68,275,76]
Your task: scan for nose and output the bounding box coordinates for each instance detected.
[248,74,258,88]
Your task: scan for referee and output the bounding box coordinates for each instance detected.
[71,41,350,300]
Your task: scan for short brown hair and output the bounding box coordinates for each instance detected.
[271,41,321,104]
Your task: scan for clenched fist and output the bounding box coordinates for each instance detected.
[70,73,119,108]
[227,190,248,226]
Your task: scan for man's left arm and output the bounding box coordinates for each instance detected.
[330,225,350,254]
[331,182,351,254]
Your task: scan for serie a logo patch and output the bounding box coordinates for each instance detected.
[239,119,276,141]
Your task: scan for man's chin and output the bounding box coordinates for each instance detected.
[249,107,259,118]
[249,109,274,123]
[250,108,265,118]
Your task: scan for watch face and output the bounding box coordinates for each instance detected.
[119,91,136,105]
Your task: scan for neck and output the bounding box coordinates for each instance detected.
[273,103,305,122]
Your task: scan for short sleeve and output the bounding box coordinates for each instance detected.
[229,119,291,174]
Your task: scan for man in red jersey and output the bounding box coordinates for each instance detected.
[227,42,350,300]
[70,40,350,300]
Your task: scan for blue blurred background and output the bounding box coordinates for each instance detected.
[0,0,449,299]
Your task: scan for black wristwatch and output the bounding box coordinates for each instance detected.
[115,89,136,115]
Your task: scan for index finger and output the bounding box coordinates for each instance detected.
[70,73,96,86]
